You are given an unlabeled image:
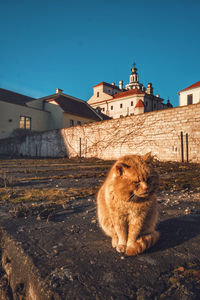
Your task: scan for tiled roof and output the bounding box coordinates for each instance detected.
[89,88,145,105]
[135,99,144,108]
[179,81,200,93]
[46,95,102,121]
[0,88,35,106]
[112,88,145,99]
[93,81,121,90]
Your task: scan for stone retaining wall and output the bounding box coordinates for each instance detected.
[0,103,200,162]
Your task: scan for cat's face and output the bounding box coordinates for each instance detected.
[111,154,159,201]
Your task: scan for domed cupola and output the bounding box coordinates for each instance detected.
[129,62,139,84]
[125,63,143,90]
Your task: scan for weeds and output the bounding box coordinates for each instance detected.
[153,161,200,192]
[0,158,200,205]
[0,187,98,204]
[0,170,15,188]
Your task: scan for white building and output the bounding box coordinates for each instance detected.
[178,81,200,106]
[0,88,106,140]
[88,64,172,119]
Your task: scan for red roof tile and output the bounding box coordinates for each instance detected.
[112,88,144,99]
[90,88,145,105]
[179,81,200,93]
[135,99,144,108]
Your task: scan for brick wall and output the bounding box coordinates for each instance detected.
[0,103,199,162]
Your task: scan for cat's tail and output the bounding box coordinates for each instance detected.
[126,230,160,256]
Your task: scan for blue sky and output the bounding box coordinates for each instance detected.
[0,0,199,107]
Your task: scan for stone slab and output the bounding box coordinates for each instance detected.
[0,192,200,300]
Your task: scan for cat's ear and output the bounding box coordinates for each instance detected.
[143,152,152,162]
[115,163,129,176]
[116,164,124,176]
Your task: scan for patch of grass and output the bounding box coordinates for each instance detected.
[0,171,15,188]
[2,165,110,177]
[18,171,108,182]
[0,186,99,204]
[153,161,200,192]
[1,158,200,202]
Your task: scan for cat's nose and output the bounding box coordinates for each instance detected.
[141,182,148,191]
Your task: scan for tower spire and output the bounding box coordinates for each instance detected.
[125,63,144,91]
[131,62,137,74]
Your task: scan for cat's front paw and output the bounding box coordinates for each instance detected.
[125,246,138,256]
[112,237,118,248]
[126,242,142,256]
[116,244,126,253]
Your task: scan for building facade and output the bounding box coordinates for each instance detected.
[88,64,172,119]
[0,88,104,140]
[178,81,200,106]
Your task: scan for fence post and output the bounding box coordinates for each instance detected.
[35,145,38,157]
[186,133,189,162]
[181,132,184,162]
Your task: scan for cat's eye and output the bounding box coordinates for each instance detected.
[147,177,152,183]
[133,180,140,184]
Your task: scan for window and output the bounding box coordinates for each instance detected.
[111,106,113,110]
[70,119,74,126]
[77,121,81,125]
[120,103,123,108]
[131,101,133,106]
[20,116,31,130]
[97,92,99,97]
[187,94,193,105]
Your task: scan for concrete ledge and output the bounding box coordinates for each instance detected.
[1,228,58,300]
[0,192,200,299]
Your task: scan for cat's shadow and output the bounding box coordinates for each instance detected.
[152,212,200,252]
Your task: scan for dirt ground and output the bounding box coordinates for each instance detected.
[0,156,200,299]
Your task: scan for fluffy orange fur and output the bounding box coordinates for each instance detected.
[97,153,160,256]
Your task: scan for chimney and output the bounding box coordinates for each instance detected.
[56,88,63,94]
[146,83,153,95]
[119,80,123,90]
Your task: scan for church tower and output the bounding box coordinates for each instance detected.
[125,63,144,90]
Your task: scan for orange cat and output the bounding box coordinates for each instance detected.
[97,153,160,256]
